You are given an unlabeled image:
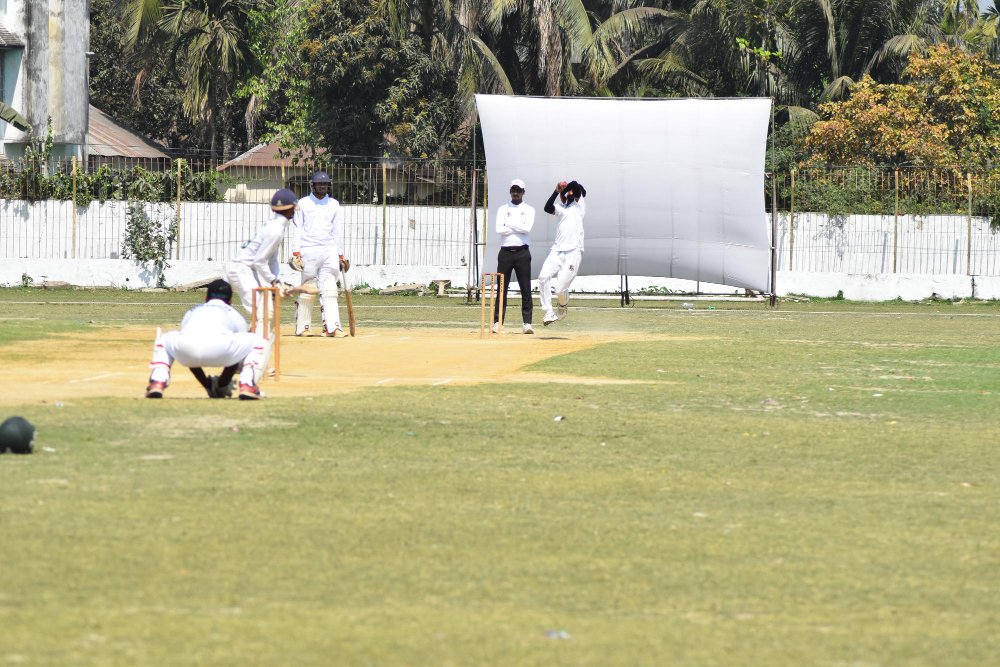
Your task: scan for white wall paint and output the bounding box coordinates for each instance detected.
[3,259,999,301]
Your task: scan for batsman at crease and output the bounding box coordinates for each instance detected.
[288,171,352,338]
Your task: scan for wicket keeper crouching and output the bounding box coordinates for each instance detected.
[145,279,270,400]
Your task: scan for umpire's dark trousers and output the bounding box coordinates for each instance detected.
[494,244,533,325]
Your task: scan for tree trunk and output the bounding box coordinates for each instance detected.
[534,0,563,96]
[220,102,232,163]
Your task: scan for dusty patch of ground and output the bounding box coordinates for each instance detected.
[1,326,686,405]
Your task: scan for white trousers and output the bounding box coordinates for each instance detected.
[149,330,268,387]
[300,245,342,333]
[538,248,582,316]
[224,262,266,330]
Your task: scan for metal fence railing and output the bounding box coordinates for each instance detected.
[770,167,1000,275]
[2,158,999,275]
[0,155,486,268]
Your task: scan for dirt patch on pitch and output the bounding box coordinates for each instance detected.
[1,326,680,405]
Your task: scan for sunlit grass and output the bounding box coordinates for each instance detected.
[1,290,999,665]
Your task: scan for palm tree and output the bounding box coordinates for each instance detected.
[124,0,258,159]
[631,0,802,101]
[382,0,601,107]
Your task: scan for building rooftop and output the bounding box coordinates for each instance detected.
[87,105,169,159]
[217,141,326,171]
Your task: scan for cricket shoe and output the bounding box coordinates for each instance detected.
[295,325,312,337]
[523,323,535,334]
[491,322,501,334]
[325,328,348,338]
[145,380,167,399]
[238,383,263,400]
[556,293,569,320]
[542,312,558,326]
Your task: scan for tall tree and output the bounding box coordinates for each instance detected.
[90,0,196,149]
[805,44,1000,168]
[124,0,259,159]
[290,0,463,157]
[384,0,602,117]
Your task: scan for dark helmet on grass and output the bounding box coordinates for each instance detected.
[0,416,35,454]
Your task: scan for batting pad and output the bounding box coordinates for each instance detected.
[475,95,772,291]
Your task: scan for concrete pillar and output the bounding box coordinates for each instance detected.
[10,0,87,158]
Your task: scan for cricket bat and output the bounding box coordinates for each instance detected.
[343,280,356,336]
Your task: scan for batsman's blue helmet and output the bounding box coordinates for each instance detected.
[270,188,298,211]
[0,416,35,454]
[310,171,332,184]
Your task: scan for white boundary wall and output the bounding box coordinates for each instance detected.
[4,259,1000,301]
[775,212,1000,276]
[5,200,1000,300]
[0,200,479,266]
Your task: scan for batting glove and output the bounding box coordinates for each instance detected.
[288,252,304,272]
[339,256,350,273]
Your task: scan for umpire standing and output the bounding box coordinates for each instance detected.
[493,179,535,334]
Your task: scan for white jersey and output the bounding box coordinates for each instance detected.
[495,201,535,247]
[231,212,289,284]
[293,193,344,254]
[180,299,248,337]
[551,197,586,252]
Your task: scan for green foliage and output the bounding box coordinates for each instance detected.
[783,166,985,219]
[806,46,1000,169]
[237,0,309,145]
[178,160,229,202]
[89,0,200,151]
[376,37,463,157]
[972,171,1000,229]
[291,0,462,157]
[120,203,177,288]
[87,0,1000,161]
[111,0,259,158]
[0,159,224,205]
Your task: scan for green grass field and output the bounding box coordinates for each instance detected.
[1,289,999,665]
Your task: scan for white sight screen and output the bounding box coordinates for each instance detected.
[475,95,772,291]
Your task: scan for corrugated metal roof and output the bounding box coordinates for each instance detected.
[217,141,326,171]
[0,24,23,48]
[87,105,169,159]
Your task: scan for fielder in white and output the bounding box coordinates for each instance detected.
[289,171,351,337]
[225,188,299,329]
[145,280,269,400]
[539,180,587,325]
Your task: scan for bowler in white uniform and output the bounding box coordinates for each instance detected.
[539,180,586,325]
